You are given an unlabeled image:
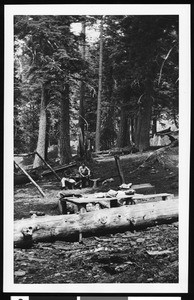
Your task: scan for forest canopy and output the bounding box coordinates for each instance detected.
[14,15,179,165]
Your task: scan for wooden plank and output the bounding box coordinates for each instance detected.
[62,195,132,205]
[132,183,154,189]
[131,183,156,195]
[133,193,173,201]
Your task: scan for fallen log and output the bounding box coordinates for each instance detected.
[14,152,35,157]
[41,162,77,177]
[14,198,178,248]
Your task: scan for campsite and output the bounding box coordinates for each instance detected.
[13,14,179,284]
[14,144,178,283]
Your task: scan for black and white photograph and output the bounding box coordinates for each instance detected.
[4,4,190,294]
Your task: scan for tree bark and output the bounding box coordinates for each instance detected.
[114,155,125,184]
[95,17,103,152]
[135,86,153,152]
[117,105,130,148]
[138,95,152,152]
[78,20,86,157]
[14,198,178,248]
[44,110,50,161]
[59,84,72,165]
[131,117,136,144]
[152,117,157,137]
[33,84,47,168]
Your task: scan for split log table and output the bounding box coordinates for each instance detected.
[59,196,127,214]
[58,193,173,214]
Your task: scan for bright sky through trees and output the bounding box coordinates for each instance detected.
[71,21,100,43]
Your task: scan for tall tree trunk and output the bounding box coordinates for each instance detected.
[33,84,47,168]
[78,20,86,157]
[135,96,152,152]
[134,116,138,145]
[117,105,130,148]
[172,93,179,129]
[130,117,135,144]
[95,17,103,152]
[59,84,72,165]
[152,117,157,137]
[138,95,152,152]
[135,80,153,152]
[44,110,50,161]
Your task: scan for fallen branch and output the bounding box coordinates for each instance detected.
[158,46,175,85]
[146,249,173,256]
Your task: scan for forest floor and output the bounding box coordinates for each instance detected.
[14,146,179,284]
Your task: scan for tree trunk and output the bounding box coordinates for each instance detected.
[114,155,125,184]
[134,113,141,147]
[117,105,130,148]
[44,110,50,161]
[14,198,178,248]
[135,83,153,152]
[59,84,72,165]
[78,20,86,157]
[152,117,157,137]
[33,84,47,168]
[138,95,152,152]
[131,117,136,144]
[95,17,103,152]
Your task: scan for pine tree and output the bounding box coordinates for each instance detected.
[95,17,104,152]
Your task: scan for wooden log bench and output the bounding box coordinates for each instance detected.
[131,183,156,195]
[89,178,101,188]
[121,193,173,205]
[132,193,173,202]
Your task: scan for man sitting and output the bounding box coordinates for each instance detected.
[61,177,76,190]
[78,162,91,188]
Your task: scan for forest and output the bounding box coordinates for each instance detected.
[14,15,178,164]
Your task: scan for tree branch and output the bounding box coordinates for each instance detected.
[158,46,175,86]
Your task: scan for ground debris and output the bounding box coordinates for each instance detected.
[14,270,26,277]
[146,249,173,256]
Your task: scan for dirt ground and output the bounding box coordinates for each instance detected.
[14,146,179,284]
